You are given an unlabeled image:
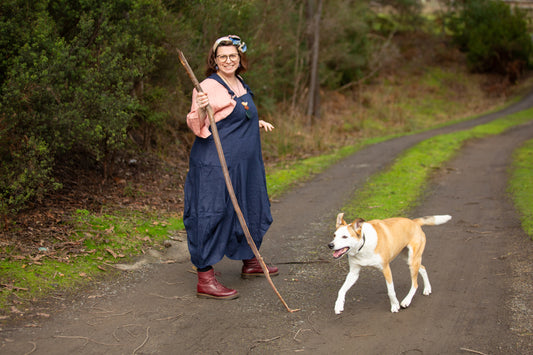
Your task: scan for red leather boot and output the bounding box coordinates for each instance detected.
[241,257,279,278]
[197,269,239,300]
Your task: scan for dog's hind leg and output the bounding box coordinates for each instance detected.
[400,261,420,309]
[334,264,360,314]
[401,264,431,308]
[400,244,423,309]
[418,265,431,295]
[382,264,400,312]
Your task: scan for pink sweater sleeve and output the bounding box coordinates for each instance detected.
[186,78,236,138]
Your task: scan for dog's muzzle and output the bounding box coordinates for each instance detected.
[328,242,350,259]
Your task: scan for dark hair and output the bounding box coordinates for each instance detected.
[205,41,248,77]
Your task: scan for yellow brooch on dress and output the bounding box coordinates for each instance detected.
[242,101,251,119]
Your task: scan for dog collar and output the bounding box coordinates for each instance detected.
[357,234,366,252]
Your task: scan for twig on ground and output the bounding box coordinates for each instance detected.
[276,260,330,265]
[90,307,114,313]
[1,283,29,291]
[460,347,488,355]
[53,335,121,346]
[163,281,183,285]
[248,335,282,351]
[256,335,281,343]
[113,323,143,342]
[94,310,132,318]
[119,324,145,338]
[306,311,321,335]
[132,326,150,355]
[293,328,311,342]
[149,293,187,300]
[154,313,183,321]
[11,292,31,301]
[23,341,37,355]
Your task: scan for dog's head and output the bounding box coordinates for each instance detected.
[328,213,365,259]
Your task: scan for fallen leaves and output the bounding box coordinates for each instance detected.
[105,248,125,259]
[1,283,29,291]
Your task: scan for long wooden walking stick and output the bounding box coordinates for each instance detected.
[178,50,299,313]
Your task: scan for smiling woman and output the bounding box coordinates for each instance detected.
[183,35,277,300]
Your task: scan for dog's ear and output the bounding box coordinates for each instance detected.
[336,213,347,228]
[352,218,365,231]
[346,218,365,236]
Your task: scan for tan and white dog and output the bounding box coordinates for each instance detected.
[328,213,451,314]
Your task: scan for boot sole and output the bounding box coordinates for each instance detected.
[196,292,239,300]
[241,271,279,279]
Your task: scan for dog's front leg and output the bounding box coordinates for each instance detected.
[382,264,400,312]
[335,263,360,314]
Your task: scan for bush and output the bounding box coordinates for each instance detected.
[0,135,61,225]
[448,0,532,80]
[0,0,168,220]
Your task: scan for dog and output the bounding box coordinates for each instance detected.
[328,212,451,314]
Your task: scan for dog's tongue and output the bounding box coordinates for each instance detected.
[333,247,348,259]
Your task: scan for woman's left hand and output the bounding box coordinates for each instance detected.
[259,120,274,132]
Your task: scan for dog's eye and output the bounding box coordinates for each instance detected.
[342,235,348,239]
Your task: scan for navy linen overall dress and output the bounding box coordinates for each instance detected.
[183,73,273,269]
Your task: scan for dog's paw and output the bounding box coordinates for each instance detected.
[423,286,432,296]
[334,305,344,314]
[334,300,344,314]
[390,302,400,313]
[400,299,411,309]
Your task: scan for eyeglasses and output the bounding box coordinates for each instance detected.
[216,53,239,62]
[213,35,247,54]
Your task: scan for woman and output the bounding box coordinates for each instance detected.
[184,35,278,300]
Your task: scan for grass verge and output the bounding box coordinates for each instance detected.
[342,108,533,220]
[0,210,184,314]
[508,138,533,239]
[266,136,392,198]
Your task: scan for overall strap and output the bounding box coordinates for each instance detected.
[208,73,253,98]
[209,73,236,97]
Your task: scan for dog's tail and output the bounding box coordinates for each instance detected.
[413,215,452,226]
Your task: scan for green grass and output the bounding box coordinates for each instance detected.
[266,136,392,198]
[509,138,533,239]
[0,210,184,313]
[342,108,533,220]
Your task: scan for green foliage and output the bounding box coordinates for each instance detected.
[172,0,376,108]
[172,0,307,109]
[373,0,424,30]
[0,0,383,221]
[0,0,168,219]
[321,0,374,88]
[0,135,61,220]
[5,0,519,223]
[447,0,532,76]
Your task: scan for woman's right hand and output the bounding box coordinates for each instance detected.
[196,92,209,110]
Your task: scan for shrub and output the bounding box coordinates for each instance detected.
[0,0,167,220]
[447,0,532,80]
[0,135,61,225]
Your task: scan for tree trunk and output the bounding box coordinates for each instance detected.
[306,0,322,123]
